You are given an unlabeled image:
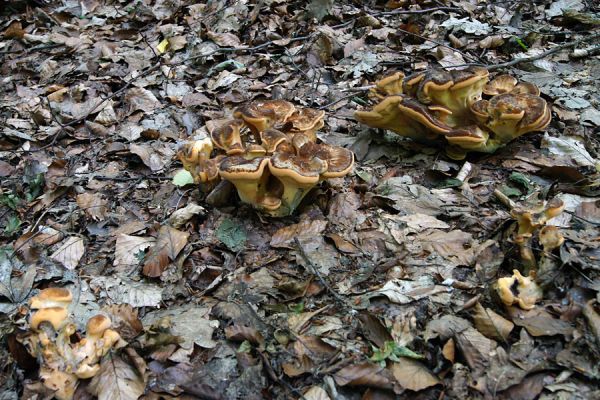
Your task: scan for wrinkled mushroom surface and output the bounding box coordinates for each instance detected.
[180,100,354,216]
[355,67,551,158]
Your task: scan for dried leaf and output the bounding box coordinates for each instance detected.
[334,362,394,389]
[50,236,85,270]
[142,226,189,277]
[114,234,154,267]
[389,357,441,391]
[89,275,163,307]
[89,353,145,400]
[472,302,514,341]
[168,202,205,228]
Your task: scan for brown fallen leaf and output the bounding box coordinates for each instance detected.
[507,307,574,337]
[50,236,85,270]
[442,338,455,362]
[358,312,393,348]
[334,362,394,390]
[76,192,108,221]
[88,353,145,400]
[142,226,189,277]
[225,324,264,346]
[114,234,155,268]
[472,302,514,342]
[389,357,441,392]
[270,219,328,249]
[101,304,144,341]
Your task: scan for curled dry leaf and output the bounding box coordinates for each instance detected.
[88,353,145,400]
[334,362,394,390]
[142,226,189,278]
[50,236,85,270]
[114,234,154,268]
[303,386,331,400]
[472,302,514,341]
[389,357,441,392]
[168,202,206,228]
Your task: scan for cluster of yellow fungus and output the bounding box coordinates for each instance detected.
[355,67,551,159]
[495,198,565,310]
[20,288,126,400]
[178,100,354,217]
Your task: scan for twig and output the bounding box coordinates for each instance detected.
[293,237,355,312]
[331,6,462,29]
[487,32,600,71]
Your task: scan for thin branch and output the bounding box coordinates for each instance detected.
[293,237,355,312]
[487,32,600,71]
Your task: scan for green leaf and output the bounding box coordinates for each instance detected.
[513,36,529,51]
[0,193,20,210]
[172,169,195,187]
[216,218,247,252]
[25,173,44,202]
[238,340,252,353]
[370,341,424,365]
[4,215,21,235]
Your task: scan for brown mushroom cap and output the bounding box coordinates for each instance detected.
[396,98,453,135]
[483,74,518,96]
[30,288,73,309]
[354,96,446,141]
[284,108,325,142]
[482,93,551,143]
[86,315,112,337]
[219,156,282,212]
[260,128,290,154]
[372,71,405,98]
[512,82,540,96]
[211,119,245,155]
[177,138,213,171]
[470,99,490,124]
[31,307,69,330]
[40,368,78,400]
[496,270,542,310]
[539,225,564,252]
[234,100,296,133]
[292,134,354,179]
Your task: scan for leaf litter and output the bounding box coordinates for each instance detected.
[1,0,600,399]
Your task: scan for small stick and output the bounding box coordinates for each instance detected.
[293,237,355,312]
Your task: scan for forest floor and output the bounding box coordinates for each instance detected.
[1,0,600,399]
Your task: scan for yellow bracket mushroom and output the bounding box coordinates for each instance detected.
[20,288,126,400]
[355,67,552,159]
[179,100,354,216]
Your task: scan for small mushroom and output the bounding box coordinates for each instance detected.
[260,128,291,154]
[284,108,325,142]
[354,96,449,141]
[234,100,296,136]
[177,138,224,186]
[268,146,327,217]
[30,288,73,310]
[210,119,245,155]
[539,225,564,253]
[477,93,551,143]
[484,75,540,96]
[30,307,69,331]
[483,75,518,96]
[291,133,354,179]
[495,269,543,310]
[444,125,493,160]
[219,155,282,212]
[370,71,405,99]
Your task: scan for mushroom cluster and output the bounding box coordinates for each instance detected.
[355,67,551,159]
[20,288,126,400]
[178,100,354,217]
[495,198,565,310]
